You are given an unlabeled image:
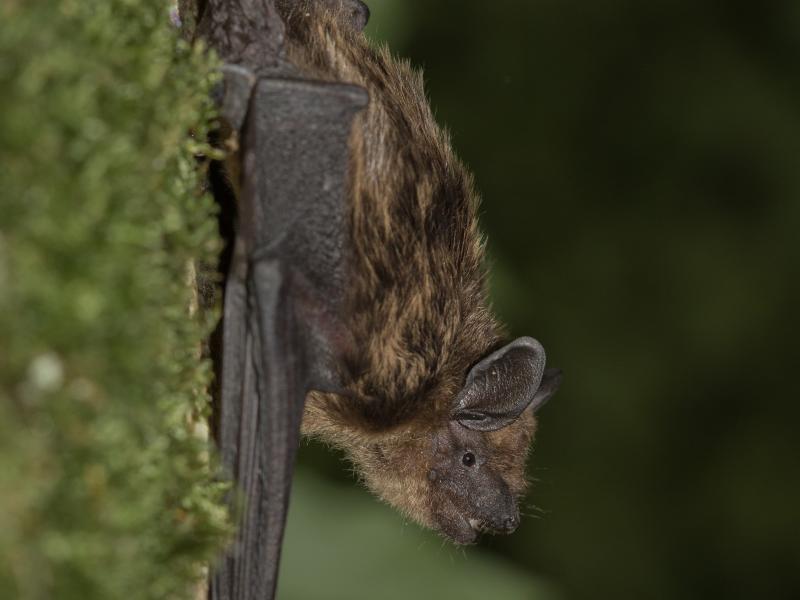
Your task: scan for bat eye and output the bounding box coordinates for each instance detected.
[462,451,476,467]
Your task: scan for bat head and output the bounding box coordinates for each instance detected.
[350,337,561,545]
[426,337,561,543]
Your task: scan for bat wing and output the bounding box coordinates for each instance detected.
[210,72,367,600]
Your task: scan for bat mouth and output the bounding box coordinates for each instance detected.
[468,518,485,532]
[444,516,512,545]
[440,516,480,545]
[468,515,520,535]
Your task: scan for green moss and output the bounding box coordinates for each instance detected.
[0,1,230,598]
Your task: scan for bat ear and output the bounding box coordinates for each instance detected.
[529,367,563,412]
[452,337,557,432]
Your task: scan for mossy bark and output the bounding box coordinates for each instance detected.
[0,1,231,598]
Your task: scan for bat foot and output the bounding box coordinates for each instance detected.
[343,0,370,31]
[278,0,370,32]
[320,0,370,31]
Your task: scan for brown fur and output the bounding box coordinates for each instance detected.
[277,2,537,537]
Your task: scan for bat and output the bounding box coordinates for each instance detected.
[198,0,561,597]
[278,0,563,544]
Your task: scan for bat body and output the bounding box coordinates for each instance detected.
[264,1,564,544]
[197,1,560,596]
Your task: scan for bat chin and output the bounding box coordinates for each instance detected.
[439,516,481,545]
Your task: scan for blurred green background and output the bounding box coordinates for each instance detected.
[280,1,800,599]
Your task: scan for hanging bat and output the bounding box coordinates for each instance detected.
[202,0,561,596]
[270,0,563,545]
